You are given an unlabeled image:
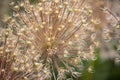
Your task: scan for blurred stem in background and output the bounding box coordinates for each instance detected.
[0,0,9,27]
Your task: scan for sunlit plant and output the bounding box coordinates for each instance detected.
[0,0,119,80]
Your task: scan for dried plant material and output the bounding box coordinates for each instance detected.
[0,0,119,79]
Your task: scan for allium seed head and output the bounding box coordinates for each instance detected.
[0,0,119,80]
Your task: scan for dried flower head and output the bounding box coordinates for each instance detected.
[0,28,25,80]
[1,0,119,80]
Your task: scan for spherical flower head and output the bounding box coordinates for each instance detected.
[2,0,119,79]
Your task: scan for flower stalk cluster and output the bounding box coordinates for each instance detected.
[0,0,119,80]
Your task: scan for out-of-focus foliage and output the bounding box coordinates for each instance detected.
[80,48,120,80]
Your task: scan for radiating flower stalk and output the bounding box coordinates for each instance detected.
[0,0,119,80]
[0,28,25,79]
